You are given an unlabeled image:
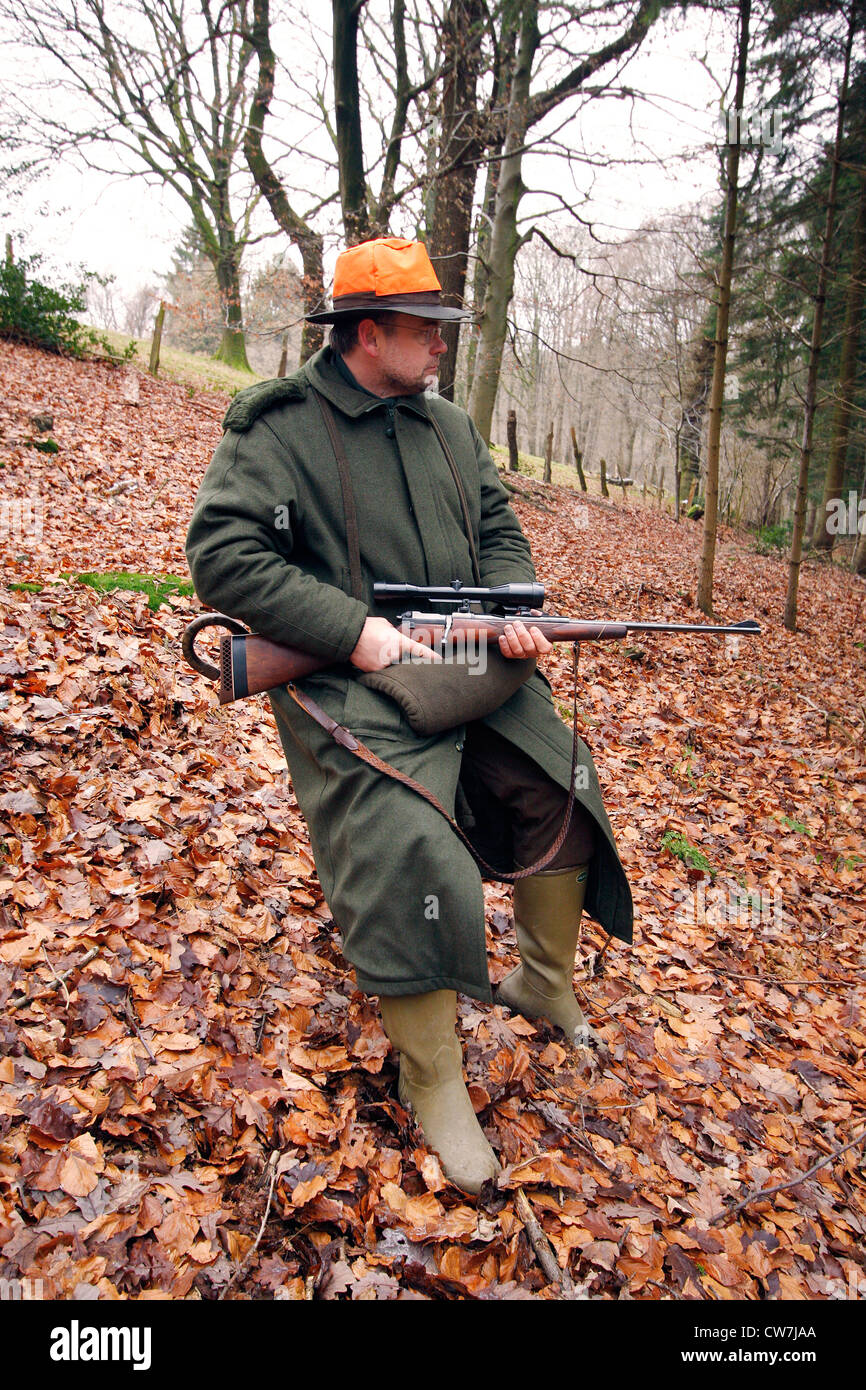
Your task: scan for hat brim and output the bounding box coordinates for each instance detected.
[306,299,472,325]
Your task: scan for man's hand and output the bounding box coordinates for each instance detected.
[350,616,442,672]
[498,619,553,660]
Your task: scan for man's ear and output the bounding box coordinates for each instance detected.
[357,318,382,356]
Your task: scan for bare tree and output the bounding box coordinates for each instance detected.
[467,0,671,443]
[1,0,265,369]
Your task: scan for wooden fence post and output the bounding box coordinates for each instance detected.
[507,409,519,473]
[599,457,609,498]
[570,427,587,491]
[149,301,166,378]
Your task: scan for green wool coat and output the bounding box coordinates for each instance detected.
[185,347,632,1001]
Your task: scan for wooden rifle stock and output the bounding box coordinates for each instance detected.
[182,611,760,706]
[182,613,331,704]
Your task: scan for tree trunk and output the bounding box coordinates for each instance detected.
[814,172,866,550]
[333,0,370,244]
[468,1,540,442]
[245,0,325,362]
[697,0,751,616]
[679,330,713,503]
[784,1,857,630]
[278,332,288,377]
[507,408,519,471]
[428,0,485,401]
[213,254,252,371]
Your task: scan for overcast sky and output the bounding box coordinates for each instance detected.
[1,4,753,301]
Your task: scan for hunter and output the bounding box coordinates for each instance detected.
[185,236,632,1194]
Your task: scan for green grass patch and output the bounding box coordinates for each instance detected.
[97,328,263,394]
[779,814,812,836]
[9,581,44,593]
[661,830,715,878]
[67,570,193,610]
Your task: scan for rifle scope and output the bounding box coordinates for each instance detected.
[373,580,545,608]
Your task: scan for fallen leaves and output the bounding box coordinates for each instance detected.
[0,341,864,1300]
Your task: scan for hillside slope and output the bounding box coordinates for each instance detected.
[1,341,864,1301]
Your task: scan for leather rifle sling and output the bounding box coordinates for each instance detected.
[294,390,582,882]
[314,391,365,602]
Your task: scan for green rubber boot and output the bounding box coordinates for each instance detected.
[496,863,607,1055]
[379,990,501,1195]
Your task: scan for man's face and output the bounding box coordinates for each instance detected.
[369,314,448,394]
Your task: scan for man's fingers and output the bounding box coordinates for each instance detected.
[382,632,442,665]
[528,624,553,654]
[498,621,551,658]
[402,636,442,663]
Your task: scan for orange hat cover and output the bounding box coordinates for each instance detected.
[306,237,470,323]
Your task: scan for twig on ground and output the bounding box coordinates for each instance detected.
[40,944,71,1006]
[124,993,157,1063]
[708,1125,866,1226]
[220,1151,280,1300]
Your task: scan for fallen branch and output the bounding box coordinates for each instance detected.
[514,1186,580,1295]
[708,1124,866,1226]
[499,479,556,514]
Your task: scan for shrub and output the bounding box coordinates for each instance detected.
[755,519,793,554]
[0,256,134,363]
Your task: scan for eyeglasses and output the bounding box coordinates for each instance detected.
[379,320,446,347]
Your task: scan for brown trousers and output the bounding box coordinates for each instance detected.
[460,722,596,873]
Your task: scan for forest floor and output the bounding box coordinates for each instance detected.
[1,340,864,1301]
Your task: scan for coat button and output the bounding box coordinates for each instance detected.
[455,741,464,751]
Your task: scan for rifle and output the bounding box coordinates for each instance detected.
[182,580,761,705]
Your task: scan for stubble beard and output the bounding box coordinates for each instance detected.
[381,359,439,396]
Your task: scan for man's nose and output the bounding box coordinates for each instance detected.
[431,334,448,355]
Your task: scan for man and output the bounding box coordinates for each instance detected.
[185,237,632,1194]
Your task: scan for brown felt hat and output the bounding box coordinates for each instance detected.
[306,236,471,324]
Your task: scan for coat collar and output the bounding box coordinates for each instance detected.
[304,347,432,422]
